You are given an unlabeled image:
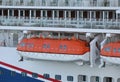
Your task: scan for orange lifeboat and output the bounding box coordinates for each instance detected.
[17,37,90,61]
[101,41,120,64]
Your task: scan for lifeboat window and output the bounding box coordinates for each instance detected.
[59,45,67,49]
[55,75,61,80]
[47,44,50,48]
[104,47,111,52]
[43,74,50,79]
[113,48,117,53]
[21,72,27,77]
[63,45,67,49]
[43,44,47,48]
[43,44,50,48]
[20,43,25,47]
[32,73,38,78]
[118,48,120,52]
[67,76,74,81]
[59,45,63,49]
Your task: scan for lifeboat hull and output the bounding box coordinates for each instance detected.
[101,56,120,64]
[17,51,90,61]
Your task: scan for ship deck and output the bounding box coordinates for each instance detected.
[0,26,120,34]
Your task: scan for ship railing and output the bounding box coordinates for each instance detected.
[0,0,119,7]
[0,16,109,26]
[0,16,120,29]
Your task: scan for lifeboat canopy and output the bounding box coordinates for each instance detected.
[17,37,90,61]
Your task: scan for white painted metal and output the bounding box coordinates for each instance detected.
[1,47,120,82]
[1,0,120,82]
[100,38,108,49]
[101,56,120,65]
[90,35,102,67]
[0,26,120,34]
[0,0,120,7]
[17,51,90,61]
[99,33,119,67]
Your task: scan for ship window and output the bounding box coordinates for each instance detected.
[67,76,74,81]
[113,48,117,53]
[21,72,27,77]
[20,11,23,16]
[43,74,50,79]
[118,48,120,53]
[54,11,57,17]
[103,77,113,82]
[42,0,46,5]
[90,76,100,82]
[0,70,3,75]
[82,75,86,81]
[55,75,61,80]
[9,10,12,16]
[32,73,38,78]
[20,0,23,4]
[53,0,58,3]
[53,0,58,6]
[104,47,111,52]
[78,75,88,82]
[43,11,46,17]
[11,71,16,76]
[31,10,34,17]
[65,0,69,6]
[30,0,34,4]
[96,77,99,82]
[117,78,120,82]
[0,0,2,5]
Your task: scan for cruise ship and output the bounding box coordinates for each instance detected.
[1,0,120,82]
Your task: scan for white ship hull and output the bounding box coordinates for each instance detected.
[1,0,120,82]
[1,47,120,82]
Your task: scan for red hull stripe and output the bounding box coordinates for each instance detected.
[0,61,60,82]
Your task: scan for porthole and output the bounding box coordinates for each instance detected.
[43,74,50,79]
[55,75,61,80]
[32,73,38,78]
[67,76,73,81]
[21,72,27,77]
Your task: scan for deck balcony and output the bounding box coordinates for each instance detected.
[0,16,120,29]
[0,0,119,7]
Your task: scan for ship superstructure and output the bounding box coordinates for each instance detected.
[1,0,120,82]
